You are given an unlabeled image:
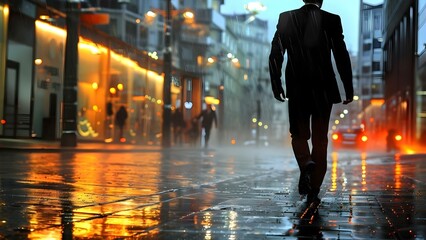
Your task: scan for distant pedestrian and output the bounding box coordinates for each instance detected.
[115,105,128,141]
[171,107,185,146]
[269,0,354,205]
[187,117,200,147]
[196,104,217,148]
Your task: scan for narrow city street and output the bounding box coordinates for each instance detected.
[1,143,425,239]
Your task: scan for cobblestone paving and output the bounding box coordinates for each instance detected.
[0,145,425,239]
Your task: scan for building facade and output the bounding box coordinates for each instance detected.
[222,13,272,144]
[358,2,385,137]
[383,0,418,144]
[416,0,426,144]
[0,0,189,144]
[0,0,271,147]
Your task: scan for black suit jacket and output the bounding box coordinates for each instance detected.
[269,4,353,103]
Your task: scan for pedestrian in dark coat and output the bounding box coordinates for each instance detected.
[115,105,128,141]
[269,0,354,204]
[196,104,217,148]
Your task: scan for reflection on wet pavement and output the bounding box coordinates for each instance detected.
[0,147,426,239]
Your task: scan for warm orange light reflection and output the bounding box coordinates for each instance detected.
[35,20,66,37]
[394,154,402,189]
[370,99,385,106]
[361,152,367,191]
[2,5,9,16]
[117,83,124,91]
[332,133,339,140]
[92,82,98,90]
[331,152,338,191]
[361,135,368,142]
[202,212,213,240]
[1,119,5,125]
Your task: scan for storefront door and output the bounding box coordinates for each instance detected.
[2,60,20,137]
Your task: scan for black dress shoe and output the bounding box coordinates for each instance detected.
[307,192,320,202]
[298,163,315,195]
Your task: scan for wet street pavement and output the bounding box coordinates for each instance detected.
[1,141,426,239]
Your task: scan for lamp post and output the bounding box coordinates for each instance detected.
[61,0,80,147]
[161,0,173,148]
[146,2,194,148]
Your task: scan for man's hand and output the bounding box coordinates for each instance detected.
[343,98,353,105]
[273,87,286,102]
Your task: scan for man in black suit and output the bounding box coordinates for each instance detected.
[269,0,353,204]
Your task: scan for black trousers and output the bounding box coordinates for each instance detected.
[288,91,333,191]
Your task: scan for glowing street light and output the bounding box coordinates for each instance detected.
[245,1,267,14]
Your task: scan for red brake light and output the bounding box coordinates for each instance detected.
[395,135,402,141]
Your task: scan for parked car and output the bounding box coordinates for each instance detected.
[331,127,368,149]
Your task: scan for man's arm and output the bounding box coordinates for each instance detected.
[269,14,286,102]
[330,15,353,104]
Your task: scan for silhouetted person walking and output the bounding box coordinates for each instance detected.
[171,108,185,146]
[269,0,353,204]
[197,104,217,148]
[115,105,128,142]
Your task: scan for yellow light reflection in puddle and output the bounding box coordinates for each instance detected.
[25,154,64,235]
[202,212,212,240]
[29,229,61,240]
[394,153,402,189]
[361,152,367,191]
[23,152,163,238]
[331,152,338,191]
[70,153,162,238]
[228,210,238,240]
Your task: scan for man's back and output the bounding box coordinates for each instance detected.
[269,4,353,103]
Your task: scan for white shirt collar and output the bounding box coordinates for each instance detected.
[305,3,320,8]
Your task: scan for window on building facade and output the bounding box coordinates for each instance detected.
[373,38,381,48]
[362,87,370,95]
[363,43,372,51]
[371,84,383,95]
[418,0,426,54]
[362,65,371,73]
[374,13,381,30]
[372,61,381,71]
[363,11,371,32]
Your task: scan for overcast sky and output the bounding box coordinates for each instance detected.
[221,0,384,53]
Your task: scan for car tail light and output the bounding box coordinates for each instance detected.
[332,133,339,140]
[361,135,368,142]
[395,135,402,141]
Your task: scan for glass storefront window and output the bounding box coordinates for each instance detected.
[34,20,66,139]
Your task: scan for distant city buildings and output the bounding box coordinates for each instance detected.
[357,2,385,136]
[356,0,426,146]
